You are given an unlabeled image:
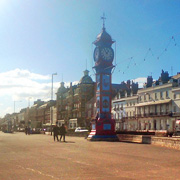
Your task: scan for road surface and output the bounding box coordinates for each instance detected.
[0,132,180,180]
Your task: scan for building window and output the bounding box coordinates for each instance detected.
[148,94,151,101]
[160,105,163,113]
[137,108,140,115]
[144,95,146,101]
[174,94,177,99]
[155,93,157,100]
[121,112,123,119]
[117,104,119,110]
[166,91,169,98]
[160,92,163,99]
[127,103,129,106]
[174,106,176,113]
[166,104,169,113]
[155,105,157,113]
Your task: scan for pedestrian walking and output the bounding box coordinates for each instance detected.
[28,127,31,135]
[59,124,66,142]
[53,124,59,142]
[25,126,28,135]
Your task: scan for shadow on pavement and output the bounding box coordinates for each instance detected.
[60,141,75,143]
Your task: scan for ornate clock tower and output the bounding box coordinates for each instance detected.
[88,16,118,141]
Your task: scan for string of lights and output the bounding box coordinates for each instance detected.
[116,35,179,76]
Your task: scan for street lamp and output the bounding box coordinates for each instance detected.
[27,97,32,128]
[51,73,57,135]
[28,97,32,108]
[51,73,57,100]
[13,100,21,131]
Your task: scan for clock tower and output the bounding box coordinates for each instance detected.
[88,16,118,141]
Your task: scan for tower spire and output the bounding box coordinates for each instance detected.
[101,13,106,29]
[86,59,87,70]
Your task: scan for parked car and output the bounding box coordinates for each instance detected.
[16,127,25,132]
[31,128,41,134]
[75,127,88,133]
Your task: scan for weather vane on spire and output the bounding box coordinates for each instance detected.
[101,13,106,28]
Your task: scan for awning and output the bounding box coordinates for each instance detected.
[135,99,171,107]
[69,119,77,122]
[43,123,56,126]
[57,120,65,122]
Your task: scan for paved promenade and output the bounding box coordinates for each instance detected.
[0,132,180,180]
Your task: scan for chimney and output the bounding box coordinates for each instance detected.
[160,70,169,84]
[147,76,153,87]
[127,80,131,89]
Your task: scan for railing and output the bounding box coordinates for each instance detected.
[136,112,172,118]
[121,116,136,120]
[172,112,180,117]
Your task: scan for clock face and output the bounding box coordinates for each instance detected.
[94,47,100,62]
[101,47,114,61]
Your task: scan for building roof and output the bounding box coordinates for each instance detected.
[93,27,114,45]
[39,104,48,109]
[79,70,93,84]
[97,27,112,41]
[172,73,180,80]
[57,82,67,94]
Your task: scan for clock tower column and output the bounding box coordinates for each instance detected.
[88,17,118,141]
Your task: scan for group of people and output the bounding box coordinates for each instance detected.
[53,124,66,142]
[24,124,66,142]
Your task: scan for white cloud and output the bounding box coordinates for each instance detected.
[132,77,147,88]
[0,68,52,101]
[0,68,50,80]
[0,69,80,117]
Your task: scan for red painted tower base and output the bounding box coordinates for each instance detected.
[87,118,118,141]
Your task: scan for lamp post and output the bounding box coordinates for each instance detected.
[51,73,57,135]
[13,100,21,131]
[28,97,32,108]
[27,97,32,128]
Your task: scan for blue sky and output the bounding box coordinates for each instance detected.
[0,0,180,117]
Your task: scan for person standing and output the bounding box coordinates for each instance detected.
[28,127,31,135]
[25,126,28,135]
[53,124,59,142]
[59,124,66,142]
